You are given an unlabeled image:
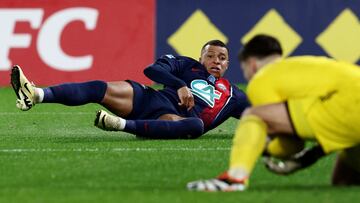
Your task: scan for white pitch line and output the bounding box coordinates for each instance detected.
[0,112,94,115]
[0,147,231,153]
[112,147,231,151]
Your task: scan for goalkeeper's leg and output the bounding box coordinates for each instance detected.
[266,136,305,159]
[229,103,295,181]
[187,103,296,191]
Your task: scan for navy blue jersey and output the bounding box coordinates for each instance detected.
[144,55,249,132]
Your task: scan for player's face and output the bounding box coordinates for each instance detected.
[200,45,229,78]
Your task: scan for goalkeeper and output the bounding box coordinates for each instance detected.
[11,40,249,139]
[188,34,360,191]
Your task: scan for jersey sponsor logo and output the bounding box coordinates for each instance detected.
[190,79,221,108]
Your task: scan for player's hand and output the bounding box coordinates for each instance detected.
[263,156,302,175]
[264,145,325,175]
[177,86,194,111]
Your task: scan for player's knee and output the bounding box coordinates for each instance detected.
[105,81,133,96]
[182,118,204,139]
[266,136,305,159]
[241,107,269,128]
[241,107,264,122]
[241,107,254,117]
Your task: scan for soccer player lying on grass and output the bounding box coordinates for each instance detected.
[11,40,249,139]
[187,34,360,191]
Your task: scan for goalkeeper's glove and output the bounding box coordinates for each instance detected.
[187,171,248,192]
[264,144,325,175]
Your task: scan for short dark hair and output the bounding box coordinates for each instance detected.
[238,34,282,61]
[201,39,229,55]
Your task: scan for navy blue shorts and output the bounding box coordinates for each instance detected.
[125,80,180,119]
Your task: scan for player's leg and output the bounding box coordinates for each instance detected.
[10,65,135,116]
[332,145,360,186]
[264,97,317,159]
[229,103,294,180]
[39,81,108,106]
[266,135,305,159]
[95,110,204,139]
[11,65,109,109]
[41,80,134,117]
[188,103,295,191]
[95,80,205,139]
[99,81,134,117]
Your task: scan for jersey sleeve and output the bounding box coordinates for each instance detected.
[143,54,187,89]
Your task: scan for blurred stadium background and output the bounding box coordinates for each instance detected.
[0,1,360,202]
[0,0,359,86]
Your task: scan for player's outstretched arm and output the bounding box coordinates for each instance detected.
[264,144,325,175]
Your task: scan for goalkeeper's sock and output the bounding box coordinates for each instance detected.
[229,115,267,177]
[124,117,204,139]
[41,80,107,105]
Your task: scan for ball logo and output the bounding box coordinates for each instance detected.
[0,8,98,71]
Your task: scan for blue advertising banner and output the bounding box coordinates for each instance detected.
[156,0,360,83]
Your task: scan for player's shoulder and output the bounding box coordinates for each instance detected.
[158,54,202,70]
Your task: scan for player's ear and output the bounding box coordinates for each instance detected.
[248,58,257,72]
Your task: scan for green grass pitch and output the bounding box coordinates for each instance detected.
[0,87,359,203]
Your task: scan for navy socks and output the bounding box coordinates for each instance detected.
[124,117,204,139]
[42,80,107,105]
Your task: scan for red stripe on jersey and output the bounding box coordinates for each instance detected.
[200,78,232,127]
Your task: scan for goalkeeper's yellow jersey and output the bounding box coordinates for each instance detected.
[247,56,360,153]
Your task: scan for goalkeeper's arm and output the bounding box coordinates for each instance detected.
[264,144,326,175]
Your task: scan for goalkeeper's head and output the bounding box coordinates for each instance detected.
[238,34,283,81]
